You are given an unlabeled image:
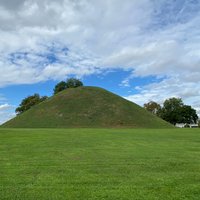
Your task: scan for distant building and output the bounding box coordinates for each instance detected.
[189,124,199,128]
[175,123,185,128]
[175,123,199,128]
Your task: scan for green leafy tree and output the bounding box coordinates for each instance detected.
[180,105,198,124]
[159,98,198,125]
[54,81,67,95]
[15,94,48,114]
[144,101,161,115]
[66,78,83,88]
[145,98,198,125]
[159,98,184,125]
[53,78,83,95]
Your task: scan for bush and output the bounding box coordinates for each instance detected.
[16,94,48,114]
[53,78,83,94]
[54,81,67,95]
[66,78,83,88]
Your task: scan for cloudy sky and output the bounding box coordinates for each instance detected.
[0,0,200,124]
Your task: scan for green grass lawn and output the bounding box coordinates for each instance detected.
[1,128,200,200]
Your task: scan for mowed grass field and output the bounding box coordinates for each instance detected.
[1,128,200,200]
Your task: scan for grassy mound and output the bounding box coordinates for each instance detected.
[2,86,172,128]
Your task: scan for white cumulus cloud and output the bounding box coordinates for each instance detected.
[0,103,15,124]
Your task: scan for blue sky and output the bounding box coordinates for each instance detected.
[0,0,200,124]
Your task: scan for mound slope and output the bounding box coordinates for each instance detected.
[2,87,172,128]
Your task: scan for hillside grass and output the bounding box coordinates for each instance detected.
[1,128,200,200]
[2,87,172,128]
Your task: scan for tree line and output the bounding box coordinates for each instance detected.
[16,78,83,114]
[144,98,198,125]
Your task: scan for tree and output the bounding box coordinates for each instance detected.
[66,78,83,88]
[144,98,198,125]
[180,105,198,124]
[159,98,198,125]
[15,94,48,115]
[144,101,161,115]
[54,81,67,95]
[159,98,184,125]
[53,78,83,95]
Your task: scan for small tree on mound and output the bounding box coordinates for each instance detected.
[16,94,48,115]
[66,78,83,88]
[54,81,67,95]
[53,78,83,94]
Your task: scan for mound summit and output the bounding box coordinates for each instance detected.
[2,86,172,128]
